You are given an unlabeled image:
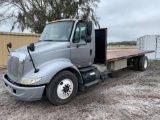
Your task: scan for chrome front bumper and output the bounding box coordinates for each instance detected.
[2,74,45,101]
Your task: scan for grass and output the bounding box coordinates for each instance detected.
[107,45,136,50]
[148,60,160,63]
[148,60,156,63]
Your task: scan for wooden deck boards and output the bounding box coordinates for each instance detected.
[107,49,154,62]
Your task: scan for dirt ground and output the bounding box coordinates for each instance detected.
[0,61,160,120]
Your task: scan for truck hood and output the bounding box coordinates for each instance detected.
[7,41,70,83]
[13,41,70,56]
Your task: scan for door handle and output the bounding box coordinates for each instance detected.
[90,49,92,56]
[76,44,80,48]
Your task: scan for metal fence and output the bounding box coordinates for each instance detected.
[0,32,40,66]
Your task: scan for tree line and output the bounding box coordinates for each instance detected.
[108,41,136,46]
[0,0,100,33]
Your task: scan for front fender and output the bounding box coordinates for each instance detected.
[24,59,82,85]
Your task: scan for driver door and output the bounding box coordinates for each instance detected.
[70,22,93,67]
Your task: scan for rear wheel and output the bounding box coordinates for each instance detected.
[133,57,139,70]
[139,56,148,71]
[46,71,78,105]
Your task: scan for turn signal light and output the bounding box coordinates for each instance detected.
[77,65,81,68]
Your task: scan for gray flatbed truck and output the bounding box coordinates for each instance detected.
[2,19,153,105]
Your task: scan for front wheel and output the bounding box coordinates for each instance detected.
[46,71,78,105]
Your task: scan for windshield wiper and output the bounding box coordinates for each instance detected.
[38,40,69,42]
[39,40,54,42]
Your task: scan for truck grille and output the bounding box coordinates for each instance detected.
[8,56,19,78]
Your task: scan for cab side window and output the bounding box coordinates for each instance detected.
[73,22,86,43]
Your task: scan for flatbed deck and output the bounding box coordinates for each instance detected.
[107,49,154,62]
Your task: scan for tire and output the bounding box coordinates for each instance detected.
[133,57,139,70]
[46,71,78,105]
[139,56,148,71]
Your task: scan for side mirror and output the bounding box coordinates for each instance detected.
[87,21,92,36]
[27,43,35,51]
[85,36,91,43]
[7,42,12,48]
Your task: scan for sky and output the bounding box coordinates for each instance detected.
[95,0,160,42]
[0,0,160,43]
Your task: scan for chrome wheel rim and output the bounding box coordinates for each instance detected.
[144,59,147,69]
[57,79,73,99]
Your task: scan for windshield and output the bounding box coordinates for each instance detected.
[39,21,74,42]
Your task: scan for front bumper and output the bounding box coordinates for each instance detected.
[2,74,45,101]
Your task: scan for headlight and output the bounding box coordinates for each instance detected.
[21,77,41,85]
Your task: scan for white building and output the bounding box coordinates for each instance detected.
[137,35,160,60]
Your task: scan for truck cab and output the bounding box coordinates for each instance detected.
[2,19,107,105]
